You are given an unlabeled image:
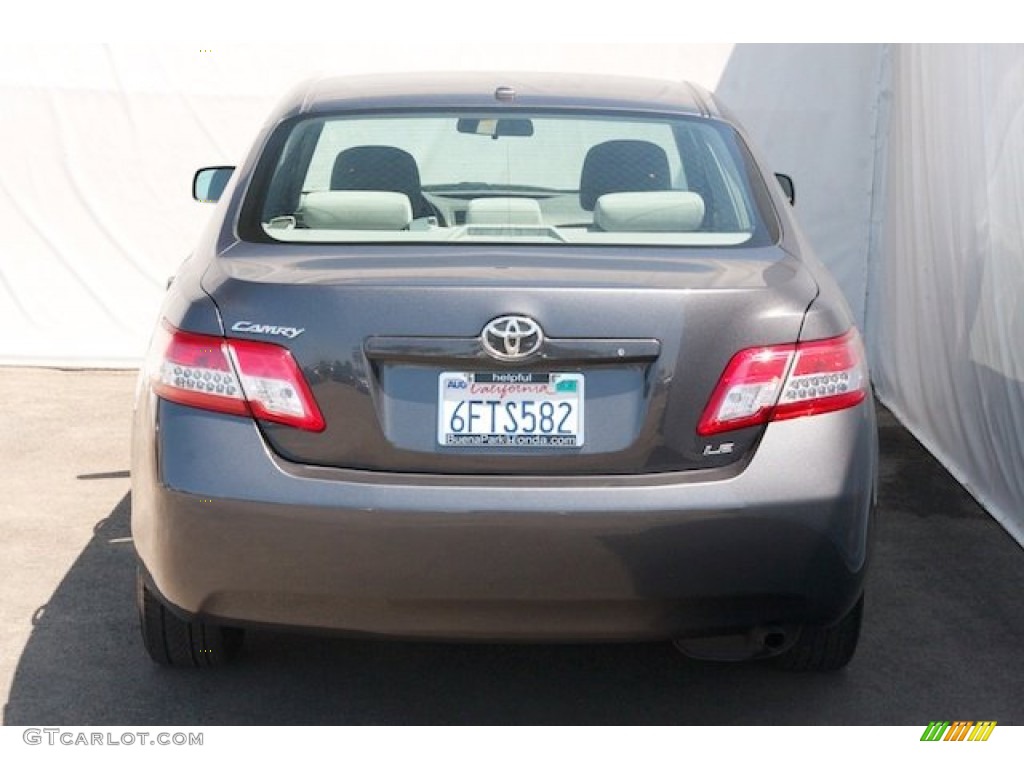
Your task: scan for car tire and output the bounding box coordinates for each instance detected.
[771,593,863,672]
[137,568,244,667]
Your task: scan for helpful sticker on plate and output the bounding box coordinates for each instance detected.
[438,372,584,447]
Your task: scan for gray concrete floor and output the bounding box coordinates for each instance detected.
[1,368,1022,725]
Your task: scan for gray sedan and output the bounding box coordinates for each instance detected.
[132,72,877,671]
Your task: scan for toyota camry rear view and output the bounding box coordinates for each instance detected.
[131,72,877,671]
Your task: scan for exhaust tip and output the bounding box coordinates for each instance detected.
[763,630,787,650]
[673,625,795,662]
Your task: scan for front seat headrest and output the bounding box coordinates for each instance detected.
[579,140,671,211]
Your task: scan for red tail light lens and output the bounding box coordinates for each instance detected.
[149,322,325,432]
[698,329,867,436]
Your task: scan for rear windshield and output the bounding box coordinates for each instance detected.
[240,111,779,247]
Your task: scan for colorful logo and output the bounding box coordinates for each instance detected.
[920,721,996,741]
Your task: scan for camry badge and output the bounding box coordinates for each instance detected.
[481,315,544,360]
[231,320,305,339]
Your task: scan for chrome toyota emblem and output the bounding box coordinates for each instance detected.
[481,315,544,360]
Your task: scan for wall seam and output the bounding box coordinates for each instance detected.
[863,42,894,357]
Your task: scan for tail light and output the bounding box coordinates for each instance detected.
[148,322,325,432]
[698,329,867,436]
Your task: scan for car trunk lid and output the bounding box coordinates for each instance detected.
[201,244,817,474]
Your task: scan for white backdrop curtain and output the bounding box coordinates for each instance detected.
[868,44,1024,546]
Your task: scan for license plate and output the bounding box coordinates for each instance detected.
[438,372,584,448]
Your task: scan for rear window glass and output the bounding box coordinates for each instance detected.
[241,111,778,247]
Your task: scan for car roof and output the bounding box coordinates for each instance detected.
[284,71,719,119]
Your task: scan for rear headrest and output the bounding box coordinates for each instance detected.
[466,197,543,226]
[298,190,412,230]
[331,145,422,194]
[593,191,706,232]
[579,140,671,211]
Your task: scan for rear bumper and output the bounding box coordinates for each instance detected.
[131,396,877,642]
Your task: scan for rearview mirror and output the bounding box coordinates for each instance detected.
[457,118,534,138]
[775,173,795,206]
[193,166,235,203]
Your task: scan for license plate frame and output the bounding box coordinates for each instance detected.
[437,371,585,448]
